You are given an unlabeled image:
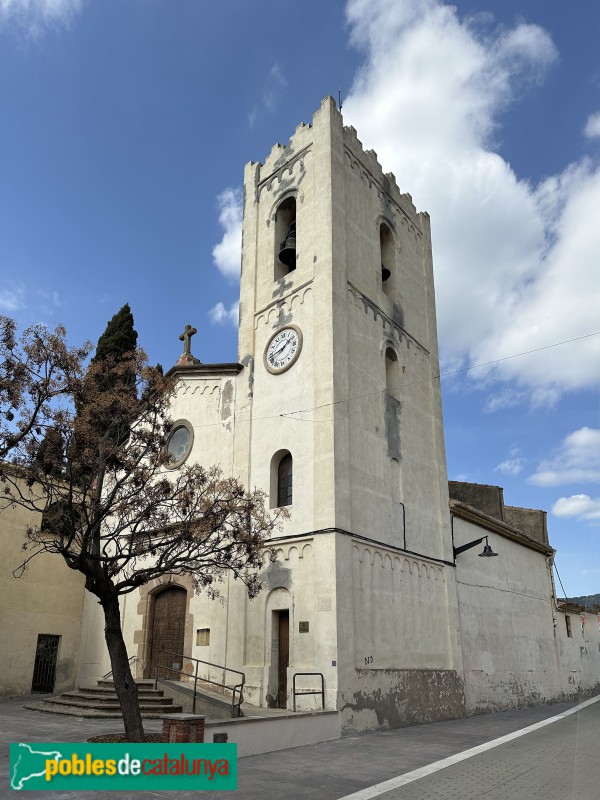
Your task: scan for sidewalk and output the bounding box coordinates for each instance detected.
[1,694,596,799]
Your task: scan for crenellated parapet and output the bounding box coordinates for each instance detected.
[244,96,427,236]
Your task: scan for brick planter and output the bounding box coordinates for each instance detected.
[161,713,206,743]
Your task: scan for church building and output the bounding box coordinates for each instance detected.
[48,98,600,731]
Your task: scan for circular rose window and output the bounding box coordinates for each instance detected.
[166,420,194,468]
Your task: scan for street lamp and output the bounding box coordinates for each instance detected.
[453,535,498,560]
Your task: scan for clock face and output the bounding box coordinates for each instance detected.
[264,325,303,373]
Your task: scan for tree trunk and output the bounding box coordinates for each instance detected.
[101,592,145,742]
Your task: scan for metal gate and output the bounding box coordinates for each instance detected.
[31,634,60,693]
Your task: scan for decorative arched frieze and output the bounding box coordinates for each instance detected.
[342,147,423,242]
[179,382,221,399]
[347,283,429,360]
[301,542,313,559]
[351,540,446,585]
[254,285,313,330]
[256,146,312,199]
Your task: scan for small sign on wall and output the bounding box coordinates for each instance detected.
[299,621,309,633]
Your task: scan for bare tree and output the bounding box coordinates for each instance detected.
[3,343,280,741]
[0,316,90,462]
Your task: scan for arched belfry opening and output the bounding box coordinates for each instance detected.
[275,196,296,279]
[380,222,395,296]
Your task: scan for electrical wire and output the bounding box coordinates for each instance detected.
[186,328,600,429]
[554,561,570,601]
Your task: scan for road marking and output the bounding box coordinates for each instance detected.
[337,695,600,800]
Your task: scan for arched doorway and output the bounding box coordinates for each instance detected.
[148,586,187,678]
[265,587,292,709]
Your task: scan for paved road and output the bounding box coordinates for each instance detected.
[1,694,597,799]
[337,697,599,800]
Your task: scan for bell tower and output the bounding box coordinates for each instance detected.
[235,96,451,562]
[232,98,464,727]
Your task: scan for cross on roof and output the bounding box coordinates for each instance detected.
[179,324,197,356]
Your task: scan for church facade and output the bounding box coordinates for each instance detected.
[73,97,599,731]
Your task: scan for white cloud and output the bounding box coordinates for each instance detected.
[38,288,60,306]
[495,457,526,476]
[552,494,600,521]
[529,427,600,486]
[484,387,526,412]
[342,0,600,404]
[0,0,82,37]
[212,188,242,281]
[209,301,239,327]
[248,64,287,128]
[263,64,287,111]
[584,112,600,139]
[0,284,25,311]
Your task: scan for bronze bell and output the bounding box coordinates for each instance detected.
[279,220,296,270]
[381,263,391,282]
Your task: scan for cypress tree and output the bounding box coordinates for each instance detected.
[93,304,138,364]
[34,427,64,478]
[71,304,139,477]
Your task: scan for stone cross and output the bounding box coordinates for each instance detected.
[179,324,197,356]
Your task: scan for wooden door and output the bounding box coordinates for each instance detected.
[149,587,186,678]
[277,610,289,708]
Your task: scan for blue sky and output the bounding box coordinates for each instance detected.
[1,0,599,596]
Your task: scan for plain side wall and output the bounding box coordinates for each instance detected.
[0,492,85,695]
[454,517,598,712]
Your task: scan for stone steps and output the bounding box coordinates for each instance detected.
[24,678,182,719]
[76,687,165,699]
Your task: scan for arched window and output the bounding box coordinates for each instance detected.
[277,453,293,507]
[380,222,395,296]
[271,450,293,507]
[385,346,399,396]
[274,196,296,280]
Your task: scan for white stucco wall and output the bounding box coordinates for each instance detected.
[0,482,85,695]
[453,516,597,713]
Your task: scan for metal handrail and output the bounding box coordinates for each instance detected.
[154,650,245,717]
[102,655,136,680]
[292,672,325,712]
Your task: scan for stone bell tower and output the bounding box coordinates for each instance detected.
[231,97,465,730]
[235,96,451,560]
